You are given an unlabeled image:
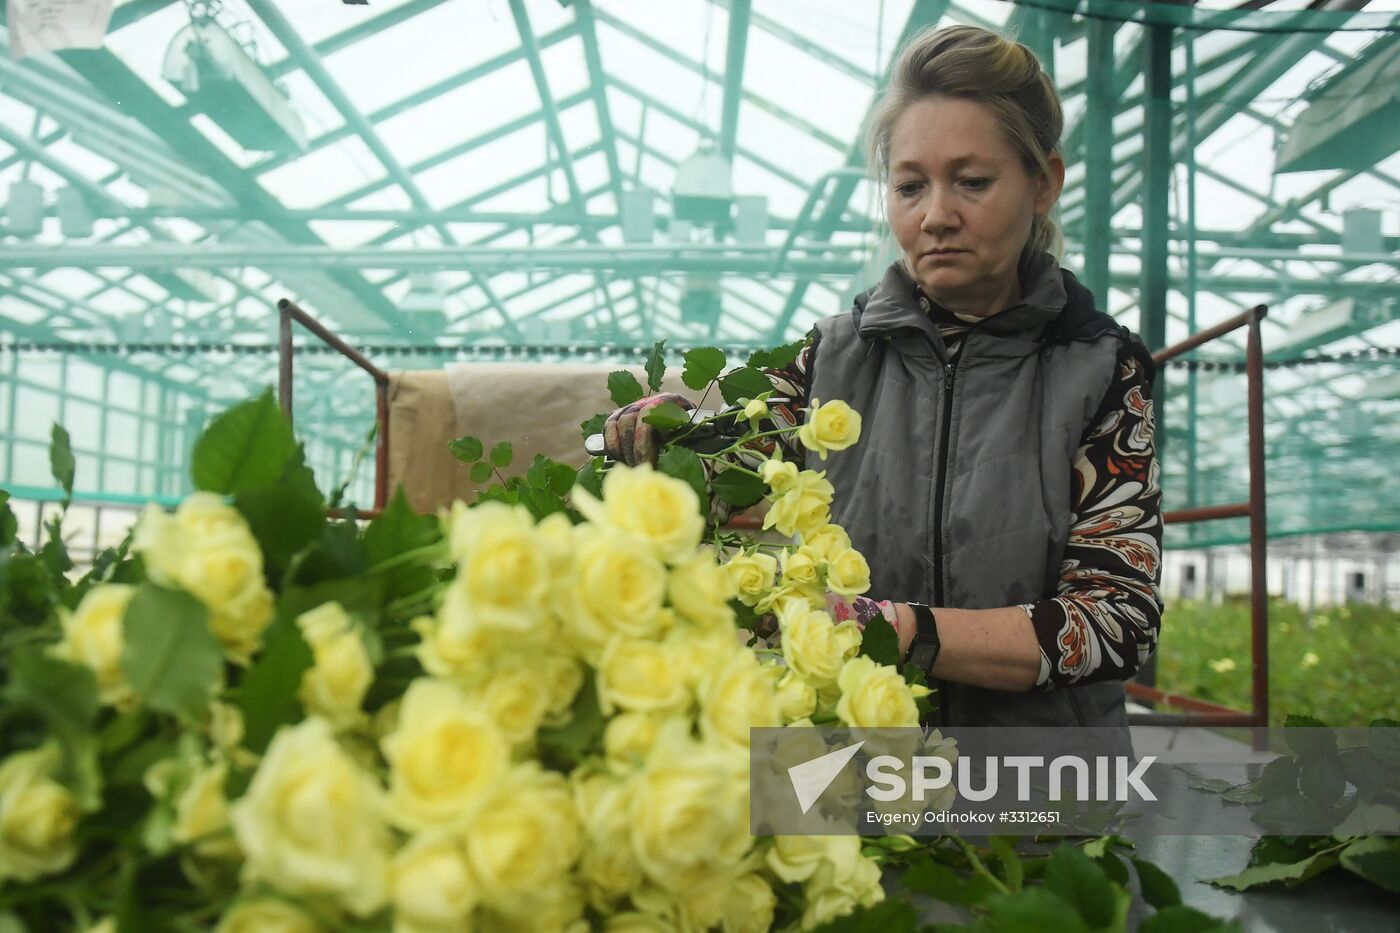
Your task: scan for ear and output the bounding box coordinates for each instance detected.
[1034,152,1066,216]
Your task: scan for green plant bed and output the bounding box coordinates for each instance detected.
[1155,598,1400,727]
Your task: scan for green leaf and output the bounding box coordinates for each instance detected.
[489,441,513,469]
[1132,856,1182,909]
[122,584,224,721]
[644,340,667,393]
[518,486,568,521]
[537,670,605,768]
[580,412,607,443]
[989,837,1024,892]
[363,486,439,603]
[979,888,1091,933]
[4,649,98,736]
[448,435,484,463]
[1098,851,1130,886]
[0,491,17,547]
[237,614,314,754]
[1044,843,1117,929]
[711,466,766,508]
[1338,837,1400,894]
[718,366,773,406]
[49,423,75,503]
[526,455,577,497]
[576,457,605,501]
[1283,715,1337,759]
[642,401,695,431]
[747,339,807,371]
[236,484,326,572]
[805,899,918,932]
[656,446,708,508]
[898,854,1003,907]
[38,513,73,577]
[191,390,299,496]
[1139,906,1240,933]
[470,461,494,484]
[681,347,727,391]
[1206,845,1343,891]
[859,607,900,667]
[0,911,28,933]
[608,370,645,407]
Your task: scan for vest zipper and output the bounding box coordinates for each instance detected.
[932,359,956,607]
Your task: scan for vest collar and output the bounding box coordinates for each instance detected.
[855,249,1068,340]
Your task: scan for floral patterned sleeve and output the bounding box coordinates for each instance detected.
[1022,347,1164,690]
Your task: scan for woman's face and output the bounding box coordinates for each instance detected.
[885,95,1064,317]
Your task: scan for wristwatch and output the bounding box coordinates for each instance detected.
[901,602,942,674]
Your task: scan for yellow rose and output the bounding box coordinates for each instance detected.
[480,880,586,933]
[295,602,372,728]
[765,834,828,884]
[573,464,704,566]
[172,760,237,859]
[230,718,390,916]
[0,745,79,883]
[390,832,478,931]
[134,494,274,663]
[208,701,245,753]
[779,605,861,688]
[802,846,884,929]
[465,660,552,745]
[448,502,553,633]
[53,583,134,707]
[628,744,751,892]
[762,471,834,539]
[381,679,510,831]
[755,582,825,617]
[213,899,323,933]
[825,548,871,597]
[598,638,688,715]
[781,548,822,589]
[603,712,664,772]
[723,872,778,933]
[669,629,742,693]
[573,771,643,904]
[414,604,513,683]
[724,551,777,607]
[835,656,920,728]
[668,548,735,632]
[467,764,581,906]
[772,669,818,722]
[605,914,677,933]
[539,651,584,726]
[556,526,668,664]
[698,651,779,750]
[759,457,799,494]
[800,523,852,563]
[798,398,862,461]
[743,397,769,423]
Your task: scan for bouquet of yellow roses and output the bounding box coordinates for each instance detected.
[0,340,936,932]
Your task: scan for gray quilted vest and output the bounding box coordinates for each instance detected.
[808,252,1155,747]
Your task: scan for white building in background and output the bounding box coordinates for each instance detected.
[1163,532,1400,609]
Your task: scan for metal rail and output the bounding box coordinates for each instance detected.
[277,298,390,512]
[1130,304,1271,740]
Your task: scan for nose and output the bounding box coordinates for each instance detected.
[920,184,960,234]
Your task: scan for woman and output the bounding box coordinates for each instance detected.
[605,25,1162,743]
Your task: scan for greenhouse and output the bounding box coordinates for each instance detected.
[1,0,1398,930]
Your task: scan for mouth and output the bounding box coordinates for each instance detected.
[923,248,966,258]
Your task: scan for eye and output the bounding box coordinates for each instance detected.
[960,177,991,192]
[893,181,923,197]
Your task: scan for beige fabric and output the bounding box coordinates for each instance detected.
[386,363,694,513]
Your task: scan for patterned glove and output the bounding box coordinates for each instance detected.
[602,393,696,466]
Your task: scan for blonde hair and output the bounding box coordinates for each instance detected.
[865,24,1064,257]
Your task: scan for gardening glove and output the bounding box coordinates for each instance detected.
[602,393,696,466]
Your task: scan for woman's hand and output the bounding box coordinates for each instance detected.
[602,393,696,466]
